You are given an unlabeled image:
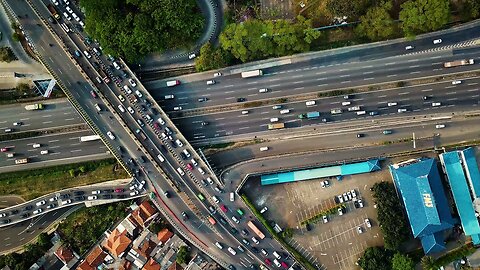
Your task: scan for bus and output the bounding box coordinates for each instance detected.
[247,220,265,239]
[197,193,205,201]
[80,135,101,142]
[241,69,263,78]
[208,216,216,225]
[15,158,28,165]
[268,123,285,130]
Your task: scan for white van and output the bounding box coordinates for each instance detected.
[191,158,198,166]
[33,143,41,148]
[273,251,282,260]
[341,101,351,106]
[241,110,249,115]
[157,154,165,162]
[387,102,397,107]
[182,149,191,158]
[230,192,235,202]
[176,167,185,176]
[166,80,180,87]
[270,118,279,123]
[356,111,366,115]
[206,177,214,185]
[273,259,281,267]
[40,150,49,155]
[212,196,220,203]
[206,80,216,85]
[432,102,441,107]
[94,104,101,112]
[305,100,316,106]
[118,105,126,113]
[197,167,205,175]
[398,108,407,113]
[259,88,268,93]
[435,124,446,129]
[260,146,269,151]
[112,62,121,70]
[280,109,290,114]
[165,95,174,100]
[452,80,462,85]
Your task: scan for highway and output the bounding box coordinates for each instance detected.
[4,0,288,267]
[0,130,107,173]
[0,98,83,132]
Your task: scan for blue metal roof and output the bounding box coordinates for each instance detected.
[441,151,480,236]
[421,232,446,254]
[390,158,454,254]
[460,148,480,198]
[261,159,380,185]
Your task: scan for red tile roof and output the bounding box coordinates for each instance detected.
[157,228,173,243]
[131,201,158,227]
[142,258,161,270]
[135,239,157,258]
[76,246,107,270]
[104,228,132,257]
[55,245,75,264]
[167,262,184,270]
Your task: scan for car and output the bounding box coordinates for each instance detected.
[92,190,101,195]
[338,207,344,215]
[215,242,223,249]
[36,200,46,206]
[13,122,22,126]
[21,213,30,218]
[128,79,136,87]
[261,249,268,256]
[83,50,91,59]
[123,85,132,94]
[107,131,115,140]
[190,158,198,167]
[423,95,431,100]
[3,219,11,224]
[0,213,6,218]
[173,106,182,111]
[357,199,364,208]
[135,90,143,98]
[238,245,245,253]
[228,247,237,255]
[251,236,260,244]
[87,196,97,200]
[118,105,126,113]
[49,196,58,202]
[260,206,268,214]
[1,147,8,152]
[264,259,272,266]
[237,97,246,102]
[175,139,183,147]
[186,163,194,171]
[130,190,139,196]
[242,110,249,115]
[127,106,134,114]
[47,203,56,209]
[188,53,196,59]
[433,39,442,44]
[181,211,188,221]
[357,226,363,234]
[259,88,268,93]
[280,261,288,268]
[66,6,73,13]
[351,189,356,198]
[365,218,372,228]
[356,133,364,138]
[387,102,397,106]
[272,105,282,110]
[113,62,121,70]
[114,188,124,193]
[452,80,462,85]
[383,130,392,135]
[198,97,208,102]
[369,111,378,116]
[10,209,18,215]
[213,72,222,77]
[405,45,414,50]
[322,215,328,223]
[136,119,144,127]
[33,209,43,215]
[118,94,125,102]
[61,199,72,205]
[337,195,344,203]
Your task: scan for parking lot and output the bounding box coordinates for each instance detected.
[242,165,391,269]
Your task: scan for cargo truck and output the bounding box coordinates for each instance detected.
[46,4,60,20]
[241,69,263,78]
[24,104,44,111]
[247,221,265,239]
[15,158,28,164]
[331,108,342,114]
[268,123,285,130]
[298,111,320,119]
[443,59,474,68]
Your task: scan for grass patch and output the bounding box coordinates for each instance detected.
[58,200,131,255]
[0,158,129,200]
[241,194,316,270]
[317,89,355,98]
[300,204,344,225]
[432,244,476,269]
[205,142,235,149]
[0,130,43,142]
[243,101,263,108]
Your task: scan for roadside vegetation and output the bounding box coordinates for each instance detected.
[0,158,128,200]
[79,0,204,63]
[0,46,16,62]
[58,200,131,255]
[0,233,52,270]
[0,83,64,105]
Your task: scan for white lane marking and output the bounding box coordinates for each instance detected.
[292,81,304,84]
[421,88,433,92]
[398,92,410,95]
[467,83,478,86]
[42,115,52,118]
[317,84,328,87]
[387,74,397,77]
[225,91,234,94]
[409,65,420,68]
[410,71,421,74]
[294,87,305,90]
[378,95,387,98]
[363,78,374,80]
[225,97,235,100]
[48,140,59,143]
[42,121,52,124]
[71,149,82,153]
[362,71,373,74]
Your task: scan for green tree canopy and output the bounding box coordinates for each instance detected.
[220,16,320,63]
[356,2,396,41]
[176,246,190,264]
[80,0,205,63]
[392,253,415,270]
[399,0,450,37]
[326,0,373,19]
[358,246,393,270]
[194,42,230,72]
[459,0,480,20]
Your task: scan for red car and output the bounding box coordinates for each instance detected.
[0,147,8,152]
[153,122,161,130]
[220,204,228,213]
[90,90,97,98]
[114,188,124,193]
[186,163,194,171]
[281,262,288,268]
[264,259,272,266]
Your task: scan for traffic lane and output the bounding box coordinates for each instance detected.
[0,206,74,253]
[0,130,107,166]
[172,78,480,140]
[150,48,480,110]
[0,196,25,209]
[0,99,82,132]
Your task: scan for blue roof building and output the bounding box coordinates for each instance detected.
[440,148,480,245]
[390,158,454,254]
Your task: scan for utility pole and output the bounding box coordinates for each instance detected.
[413,132,416,149]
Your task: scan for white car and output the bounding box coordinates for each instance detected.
[175,139,183,147]
[66,6,73,13]
[228,247,237,255]
[87,196,97,200]
[260,206,268,214]
[36,200,46,206]
[387,102,397,106]
[173,106,182,111]
[322,215,328,223]
[49,196,58,202]
[251,236,260,244]
[157,118,165,125]
[215,242,223,249]
[405,45,414,50]
[259,88,268,93]
[40,150,49,155]
[241,110,249,115]
[213,72,222,77]
[452,80,462,85]
[72,13,80,22]
[92,190,101,194]
[191,158,198,166]
[118,105,126,113]
[123,85,132,94]
[365,218,372,228]
[432,102,441,107]
[435,124,446,129]
[118,94,125,102]
[127,106,134,114]
[107,131,115,140]
[232,216,240,224]
[338,207,344,216]
[206,80,216,85]
[130,190,139,196]
[135,90,143,98]
[357,226,363,234]
[433,39,442,44]
[188,53,196,59]
[128,79,136,87]
[61,199,72,205]
[33,209,43,215]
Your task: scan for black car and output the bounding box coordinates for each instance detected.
[151,108,158,115]
[145,99,152,107]
[140,156,147,163]
[181,211,188,221]
[21,213,30,218]
[356,133,365,138]
[75,196,85,201]
[74,191,84,196]
[24,205,32,211]
[164,191,171,198]
[228,265,236,270]
[140,105,147,111]
[117,146,124,153]
[10,209,18,215]
[219,217,228,225]
[102,195,113,199]
[92,62,100,70]
[241,229,249,236]
[237,97,246,102]
[201,121,209,126]
[230,227,238,234]
[60,194,70,199]
[251,247,259,253]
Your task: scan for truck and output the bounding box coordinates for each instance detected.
[98,69,110,83]
[331,108,342,115]
[80,135,101,142]
[208,216,216,225]
[348,106,361,111]
[247,221,265,240]
[46,4,60,20]
[135,129,147,140]
[241,69,263,78]
[298,111,320,119]
[443,59,474,68]
[268,123,285,130]
[24,104,44,111]
[15,158,28,165]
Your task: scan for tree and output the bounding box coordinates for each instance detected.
[459,0,480,20]
[421,255,435,270]
[358,246,393,270]
[400,0,450,38]
[326,0,373,19]
[281,227,293,238]
[392,253,415,270]
[356,2,396,41]
[176,246,190,264]
[194,42,230,72]
[0,47,16,62]
[371,181,410,250]
[80,0,205,63]
[36,233,51,249]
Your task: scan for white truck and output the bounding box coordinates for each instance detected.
[25,104,44,111]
